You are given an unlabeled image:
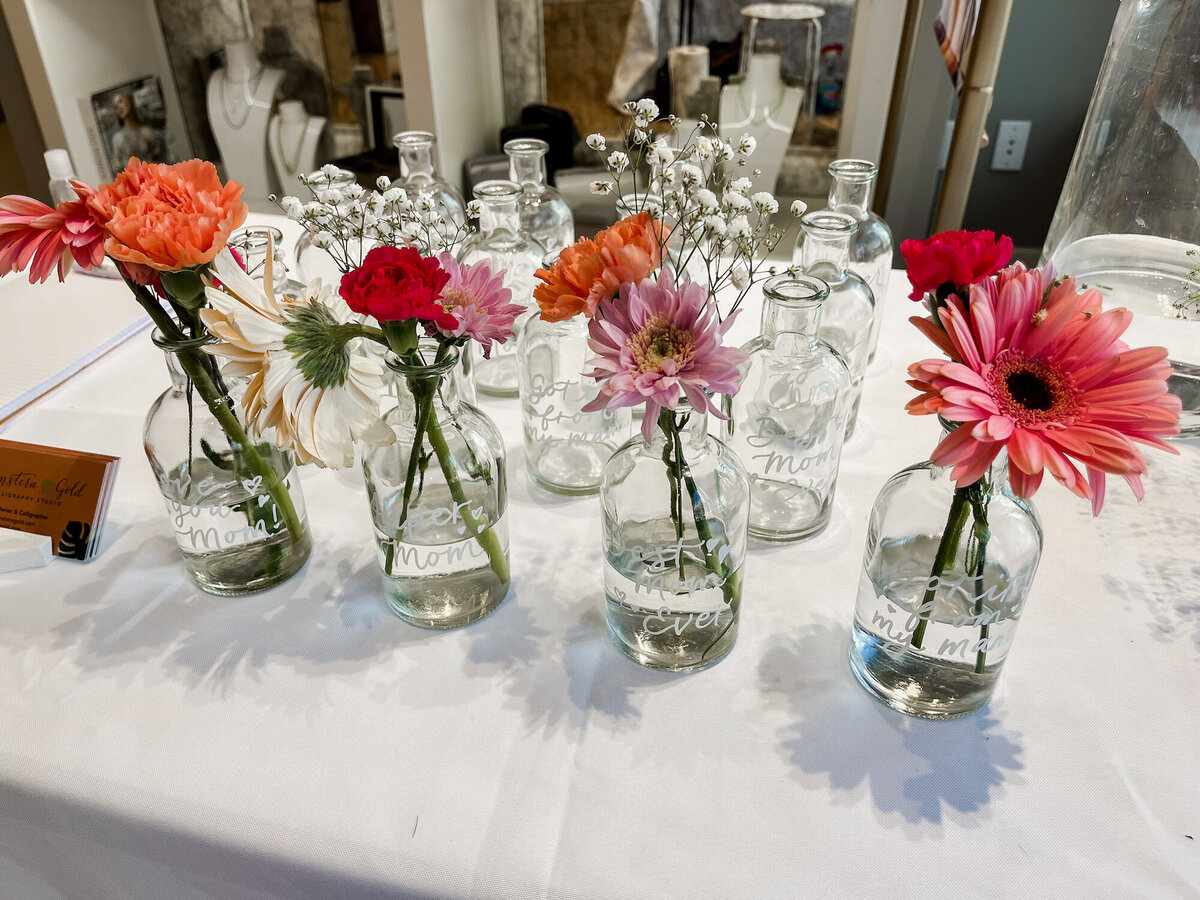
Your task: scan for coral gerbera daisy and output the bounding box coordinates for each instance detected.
[907,263,1180,514]
[435,253,525,357]
[0,193,106,283]
[533,211,667,322]
[581,267,746,441]
[201,248,394,469]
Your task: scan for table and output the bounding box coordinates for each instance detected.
[1,229,1198,898]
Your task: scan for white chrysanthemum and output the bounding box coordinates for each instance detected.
[586,133,607,151]
[751,192,779,214]
[200,249,394,470]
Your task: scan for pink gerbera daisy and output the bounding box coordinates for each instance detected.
[435,253,526,358]
[582,267,747,441]
[0,193,105,283]
[907,263,1181,515]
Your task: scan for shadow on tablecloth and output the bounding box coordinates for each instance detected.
[758,618,1025,830]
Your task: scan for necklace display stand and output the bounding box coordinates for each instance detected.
[268,100,327,199]
[206,40,284,207]
[718,51,803,195]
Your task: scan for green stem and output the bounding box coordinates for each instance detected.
[660,412,686,581]
[126,280,304,545]
[968,487,993,674]
[910,487,971,650]
[384,365,437,577]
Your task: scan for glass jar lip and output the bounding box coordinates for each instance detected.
[801,209,859,235]
[504,137,549,156]
[473,179,523,201]
[763,272,829,305]
[393,130,436,149]
[828,158,879,181]
[302,167,355,187]
[229,226,284,252]
[384,342,461,376]
[151,328,215,351]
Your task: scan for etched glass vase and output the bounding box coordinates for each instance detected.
[848,424,1043,718]
[601,401,750,670]
[458,179,546,397]
[361,345,510,627]
[725,274,852,540]
[517,311,632,494]
[795,210,875,434]
[143,332,312,595]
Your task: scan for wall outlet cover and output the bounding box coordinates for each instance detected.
[992,120,1031,171]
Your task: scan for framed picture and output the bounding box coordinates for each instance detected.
[90,76,171,176]
[365,83,406,151]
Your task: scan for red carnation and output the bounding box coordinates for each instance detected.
[338,245,455,326]
[900,229,1013,301]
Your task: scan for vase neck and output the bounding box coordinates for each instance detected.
[395,131,438,183]
[388,347,462,411]
[655,400,709,448]
[473,179,523,236]
[826,159,878,220]
[154,331,215,393]
[505,138,549,192]
[761,273,827,354]
[800,210,857,277]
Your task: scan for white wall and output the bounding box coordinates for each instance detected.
[3,0,190,187]
[390,0,505,191]
[838,0,906,164]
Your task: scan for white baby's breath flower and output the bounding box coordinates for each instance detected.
[692,188,719,212]
[723,191,752,212]
[280,196,303,217]
[312,232,333,249]
[649,140,676,168]
[415,193,436,212]
[318,188,344,205]
[607,151,630,173]
[703,215,727,236]
[586,133,607,152]
[693,136,715,159]
[590,180,613,195]
[736,134,758,156]
[728,216,752,240]
[375,175,392,191]
[466,199,483,218]
[621,100,638,115]
[382,187,405,204]
[632,128,649,143]
[731,265,750,288]
[790,199,808,217]
[751,192,779,214]
[729,177,752,195]
[716,141,736,162]
[678,163,704,187]
[320,163,340,179]
[636,98,660,120]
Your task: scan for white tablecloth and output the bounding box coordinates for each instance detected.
[1,230,1198,898]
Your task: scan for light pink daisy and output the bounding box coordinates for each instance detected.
[582,267,747,441]
[0,193,105,283]
[435,253,525,358]
[907,263,1180,515]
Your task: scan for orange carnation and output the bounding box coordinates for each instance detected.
[86,158,248,271]
[534,212,667,322]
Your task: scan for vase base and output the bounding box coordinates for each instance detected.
[183,530,312,596]
[605,598,737,671]
[847,623,996,719]
[383,570,510,629]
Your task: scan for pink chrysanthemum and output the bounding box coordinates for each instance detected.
[435,253,526,358]
[582,267,747,441]
[0,193,105,283]
[907,263,1180,515]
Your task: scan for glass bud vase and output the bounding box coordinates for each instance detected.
[393,130,467,249]
[229,225,289,293]
[505,138,575,253]
[796,210,875,435]
[361,345,511,628]
[824,159,893,362]
[725,274,852,541]
[143,332,312,595]
[601,401,750,670]
[848,424,1043,718]
[517,309,632,494]
[458,179,546,397]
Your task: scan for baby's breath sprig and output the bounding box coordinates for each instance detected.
[585,101,805,317]
[271,164,473,275]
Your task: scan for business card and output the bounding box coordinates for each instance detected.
[0,438,120,560]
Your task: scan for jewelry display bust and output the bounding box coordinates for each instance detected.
[719,50,804,195]
[268,100,327,199]
[206,40,284,207]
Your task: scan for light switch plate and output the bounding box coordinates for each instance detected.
[992,120,1031,171]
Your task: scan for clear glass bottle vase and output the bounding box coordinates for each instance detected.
[458,179,546,397]
[361,344,510,627]
[725,274,852,540]
[517,311,632,494]
[143,332,312,595]
[824,159,893,362]
[848,423,1043,718]
[505,138,575,253]
[393,130,467,251]
[795,210,875,435]
[601,401,750,670]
